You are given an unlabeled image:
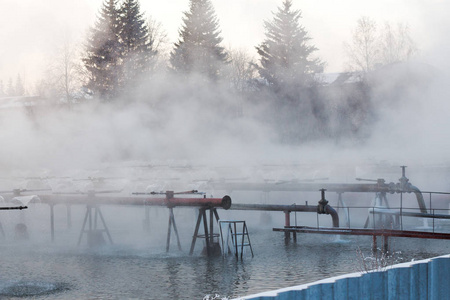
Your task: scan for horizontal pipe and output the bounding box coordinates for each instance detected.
[37,194,232,209]
[370,209,450,220]
[0,206,27,210]
[231,203,339,227]
[274,226,450,240]
[230,203,316,212]
[213,182,391,193]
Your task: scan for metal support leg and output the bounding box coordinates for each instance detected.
[284,211,291,243]
[202,209,210,256]
[77,206,90,246]
[144,205,150,232]
[383,236,389,253]
[97,207,113,244]
[50,204,55,242]
[166,208,182,252]
[66,205,72,229]
[189,208,204,255]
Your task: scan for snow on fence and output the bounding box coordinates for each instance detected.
[234,254,450,300]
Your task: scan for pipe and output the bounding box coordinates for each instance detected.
[230,203,339,227]
[324,205,339,227]
[317,189,339,227]
[39,194,232,209]
[410,185,427,214]
[212,182,391,193]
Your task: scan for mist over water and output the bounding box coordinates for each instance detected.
[1,30,450,300]
[1,63,449,181]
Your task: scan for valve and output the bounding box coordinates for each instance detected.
[317,189,328,214]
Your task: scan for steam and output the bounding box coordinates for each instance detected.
[1,1,450,187]
[1,63,449,183]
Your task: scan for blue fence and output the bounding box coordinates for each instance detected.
[236,254,450,300]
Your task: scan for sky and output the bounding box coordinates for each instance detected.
[0,0,449,91]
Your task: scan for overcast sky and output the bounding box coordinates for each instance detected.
[1,0,449,90]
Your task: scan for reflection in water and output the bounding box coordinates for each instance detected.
[0,227,448,299]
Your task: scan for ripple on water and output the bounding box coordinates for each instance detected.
[0,280,69,298]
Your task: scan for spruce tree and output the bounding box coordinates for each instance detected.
[6,78,15,96]
[256,0,323,94]
[83,0,121,100]
[119,0,156,88]
[0,80,4,97]
[15,74,25,96]
[170,0,228,79]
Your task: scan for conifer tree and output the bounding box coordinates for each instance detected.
[170,0,228,79]
[6,78,15,96]
[15,74,25,96]
[119,0,156,88]
[83,0,121,100]
[256,0,323,94]
[0,80,5,97]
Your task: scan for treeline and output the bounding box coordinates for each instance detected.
[3,0,426,145]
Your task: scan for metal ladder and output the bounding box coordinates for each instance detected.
[219,220,253,259]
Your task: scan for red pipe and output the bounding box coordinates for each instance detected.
[284,211,290,227]
[39,194,232,209]
[150,195,231,209]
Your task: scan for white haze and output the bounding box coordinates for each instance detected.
[0,65,449,186]
[0,1,450,190]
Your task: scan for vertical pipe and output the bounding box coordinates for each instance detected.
[97,207,113,244]
[144,205,150,232]
[284,211,291,242]
[171,209,182,251]
[383,236,389,253]
[372,235,377,253]
[202,209,210,256]
[189,208,203,255]
[94,206,98,230]
[240,222,245,259]
[50,204,55,242]
[66,205,72,229]
[234,222,238,259]
[88,205,92,232]
[209,208,214,246]
[77,206,90,246]
[400,193,403,231]
[166,208,172,252]
[433,209,435,233]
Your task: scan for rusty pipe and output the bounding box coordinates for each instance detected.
[38,194,232,209]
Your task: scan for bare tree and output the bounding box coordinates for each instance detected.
[226,48,257,92]
[345,17,418,73]
[378,22,417,65]
[344,16,379,73]
[41,34,84,104]
[147,16,169,70]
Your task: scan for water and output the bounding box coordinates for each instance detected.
[0,206,448,300]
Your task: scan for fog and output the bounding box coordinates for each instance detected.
[1,64,449,192]
[1,0,450,189]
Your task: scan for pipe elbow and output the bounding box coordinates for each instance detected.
[324,205,339,228]
[409,185,427,214]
